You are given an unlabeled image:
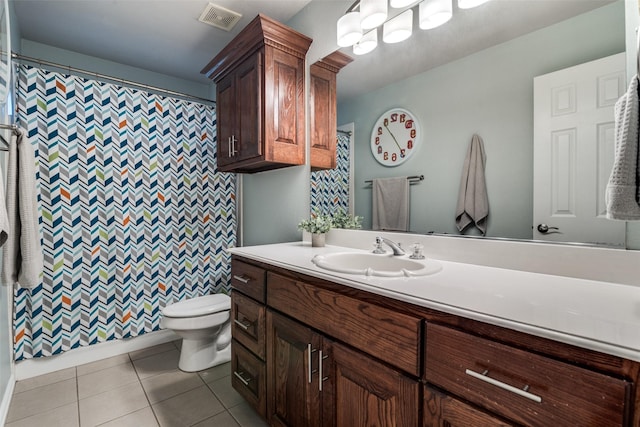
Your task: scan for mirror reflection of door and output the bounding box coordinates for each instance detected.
[533,52,626,247]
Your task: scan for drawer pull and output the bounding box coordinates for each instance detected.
[233,370,252,386]
[233,318,253,331]
[465,369,542,403]
[307,344,318,384]
[319,350,329,392]
[233,274,251,284]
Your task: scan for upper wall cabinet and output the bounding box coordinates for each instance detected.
[309,51,352,171]
[202,14,312,173]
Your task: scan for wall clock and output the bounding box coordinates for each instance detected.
[370,107,420,167]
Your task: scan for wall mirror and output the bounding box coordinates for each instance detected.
[310,0,640,249]
[0,0,10,108]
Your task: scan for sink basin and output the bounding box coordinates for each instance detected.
[311,252,442,278]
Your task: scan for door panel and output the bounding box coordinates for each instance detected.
[216,73,235,167]
[266,310,321,427]
[533,53,626,247]
[329,341,419,427]
[236,52,262,162]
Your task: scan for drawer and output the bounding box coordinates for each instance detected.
[267,272,422,376]
[231,259,266,303]
[231,339,266,418]
[231,291,265,359]
[424,385,514,427]
[425,323,631,426]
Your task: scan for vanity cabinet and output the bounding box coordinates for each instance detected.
[423,386,514,427]
[266,272,420,426]
[267,309,419,426]
[229,255,640,426]
[310,51,352,171]
[425,322,631,426]
[230,260,267,417]
[201,14,312,173]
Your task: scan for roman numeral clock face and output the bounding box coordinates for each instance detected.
[370,108,420,167]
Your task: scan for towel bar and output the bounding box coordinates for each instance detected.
[364,175,424,185]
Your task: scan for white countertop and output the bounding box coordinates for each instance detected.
[229,242,640,362]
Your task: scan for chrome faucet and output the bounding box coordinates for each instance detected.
[373,237,406,256]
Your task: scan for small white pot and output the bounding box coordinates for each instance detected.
[311,233,326,247]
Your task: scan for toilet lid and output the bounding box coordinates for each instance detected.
[162,294,231,318]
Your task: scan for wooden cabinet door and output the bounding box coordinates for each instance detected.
[264,47,305,166]
[309,63,336,170]
[235,51,262,163]
[326,341,419,427]
[215,72,235,168]
[267,310,321,427]
[424,386,514,427]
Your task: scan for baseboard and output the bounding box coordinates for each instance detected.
[0,372,15,427]
[15,329,179,380]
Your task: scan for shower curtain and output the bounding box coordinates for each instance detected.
[310,132,350,216]
[13,65,236,360]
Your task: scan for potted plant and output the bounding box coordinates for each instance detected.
[330,209,363,229]
[298,214,332,247]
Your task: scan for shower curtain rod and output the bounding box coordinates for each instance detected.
[337,129,352,136]
[11,52,216,105]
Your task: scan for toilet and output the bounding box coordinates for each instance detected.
[160,293,232,372]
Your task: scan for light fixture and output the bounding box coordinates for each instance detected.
[419,0,452,30]
[336,0,488,53]
[390,0,418,8]
[360,0,388,30]
[458,0,490,9]
[383,9,413,44]
[337,11,363,47]
[353,30,378,55]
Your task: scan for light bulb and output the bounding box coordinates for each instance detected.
[390,0,419,8]
[353,30,378,55]
[337,11,363,47]
[419,0,452,30]
[360,0,388,30]
[383,9,413,44]
[458,0,491,9]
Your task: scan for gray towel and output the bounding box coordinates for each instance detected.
[0,147,9,247]
[2,128,43,288]
[456,134,489,235]
[372,177,410,231]
[605,75,640,220]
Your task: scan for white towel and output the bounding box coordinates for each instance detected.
[2,128,43,288]
[455,134,489,235]
[372,177,410,231]
[605,75,640,220]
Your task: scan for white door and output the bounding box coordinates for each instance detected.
[533,53,626,247]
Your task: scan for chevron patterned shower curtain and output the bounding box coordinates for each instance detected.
[13,65,236,360]
[310,132,351,215]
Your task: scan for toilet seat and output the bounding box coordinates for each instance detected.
[162,294,230,318]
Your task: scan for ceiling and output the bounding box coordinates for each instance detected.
[12,0,616,102]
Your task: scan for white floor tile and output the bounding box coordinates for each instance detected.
[79,381,149,426]
[7,378,77,423]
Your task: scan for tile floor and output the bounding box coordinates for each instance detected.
[5,341,268,427]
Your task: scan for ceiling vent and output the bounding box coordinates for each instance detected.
[198,3,243,32]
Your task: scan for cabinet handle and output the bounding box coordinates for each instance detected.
[234,370,252,387]
[307,344,318,384]
[233,318,253,331]
[231,135,238,156]
[233,274,250,284]
[318,350,329,392]
[465,369,542,403]
[228,137,232,158]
